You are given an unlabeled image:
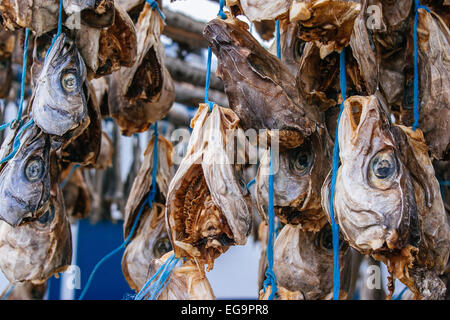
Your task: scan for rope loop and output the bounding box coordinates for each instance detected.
[146,0,166,21]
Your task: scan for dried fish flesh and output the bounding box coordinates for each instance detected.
[166,104,251,271]
[227,0,291,22]
[108,3,174,135]
[0,123,51,226]
[0,181,72,284]
[0,29,15,98]
[204,16,322,149]
[31,33,89,138]
[4,281,47,300]
[63,0,115,29]
[61,164,91,221]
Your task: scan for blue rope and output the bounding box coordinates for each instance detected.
[15,28,30,125]
[146,0,166,21]
[78,124,160,300]
[412,1,430,131]
[246,178,256,190]
[60,164,81,189]
[393,286,408,300]
[263,148,277,299]
[275,20,281,59]
[0,284,14,300]
[439,181,450,186]
[218,0,226,19]
[327,49,347,301]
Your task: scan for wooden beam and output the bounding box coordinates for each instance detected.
[173,81,229,108]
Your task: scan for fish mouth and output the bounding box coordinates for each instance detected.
[35,104,84,136]
[203,19,234,50]
[0,190,48,227]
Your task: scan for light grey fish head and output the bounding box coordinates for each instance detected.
[0,124,51,226]
[31,33,88,136]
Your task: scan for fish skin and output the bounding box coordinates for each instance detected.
[31,33,89,137]
[0,179,72,284]
[0,124,51,227]
[255,129,331,231]
[203,16,322,148]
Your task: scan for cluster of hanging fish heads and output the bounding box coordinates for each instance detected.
[0,0,449,301]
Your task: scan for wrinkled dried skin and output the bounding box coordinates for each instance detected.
[417,10,450,160]
[124,134,173,239]
[94,131,113,169]
[422,0,450,27]
[166,104,251,270]
[60,83,101,166]
[254,20,275,41]
[5,281,47,300]
[321,95,450,299]
[0,124,51,226]
[144,251,215,300]
[290,0,361,57]
[0,29,15,98]
[108,3,174,135]
[95,3,137,77]
[259,224,351,300]
[64,0,115,28]
[31,33,89,137]
[255,130,331,231]
[0,185,72,284]
[122,203,172,291]
[61,164,91,221]
[204,16,321,148]
[0,0,59,36]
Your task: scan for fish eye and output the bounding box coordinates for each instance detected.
[289,146,313,175]
[24,157,45,182]
[37,205,55,225]
[369,150,397,188]
[295,39,305,60]
[61,71,78,93]
[153,237,172,259]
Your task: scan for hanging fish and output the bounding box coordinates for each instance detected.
[226,0,291,22]
[0,122,51,226]
[0,176,72,284]
[259,223,353,300]
[30,32,89,139]
[0,29,15,98]
[140,251,215,300]
[203,16,322,149]
[108,2,174,135]
[166,103,252,271]
[60,163,91,222]
[63,0,115,29]
[289,0,361,58]
[255,128,331,231]
[321,94,450,299]
[0,0,60,36]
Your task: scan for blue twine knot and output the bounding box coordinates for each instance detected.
[263,269,277,299]
[146,0,166,21]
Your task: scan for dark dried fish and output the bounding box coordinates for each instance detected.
[31,33,89,137]
[204,16,322,149]
[0,29,15,98]
[61,163,91,221]
[63,0,115,28]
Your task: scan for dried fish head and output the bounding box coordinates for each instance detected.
[144,251,215,300]
[321,95,421,254]
[63,0,115,28]
[31,33,89,137]
[255,130,331,231]
[203,16,322,149]
[270,224,351,300]
[0,124,51,227]
[0,184,72,284]
[290,0,361,57]
[123,134,173,240]
[166,104,252,270]
[122,203,172,291]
